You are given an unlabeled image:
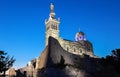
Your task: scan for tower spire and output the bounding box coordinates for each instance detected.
[50,3,54,13]
[49,3,55,19]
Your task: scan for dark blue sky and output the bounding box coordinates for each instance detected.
[0,0,120,68]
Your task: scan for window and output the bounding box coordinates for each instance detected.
[80,49,82,53]
[51,25,57,30]
[67,47,69,51]
[74,48,76,52]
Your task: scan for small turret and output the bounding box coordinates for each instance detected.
[49,3,56,19]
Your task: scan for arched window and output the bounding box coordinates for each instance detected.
[51,25,56,30]
[67,47,69,51]
[80,49,82,53]
[74,48,76,52]
[55,26,57,30]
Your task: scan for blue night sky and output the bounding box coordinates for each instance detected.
[0,0,120,69]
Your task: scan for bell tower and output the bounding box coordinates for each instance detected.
[45,3,60,46]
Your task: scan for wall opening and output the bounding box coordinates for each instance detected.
[67,47,69,51]
[74,48,76,52]
[80,49,82,53]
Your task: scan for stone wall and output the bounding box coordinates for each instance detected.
[36,37,100,77]
[36,46,49,69]
[13,37,99,77]
[47,37,86,68]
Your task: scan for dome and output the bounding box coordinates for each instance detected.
[78,32,84,35]
[75,31,86,41]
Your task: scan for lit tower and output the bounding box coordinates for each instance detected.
[45,3,60,46]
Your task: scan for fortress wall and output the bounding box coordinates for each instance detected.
[37,46,49,69]
[36,37,100,77]
[46,37,86,69]
[37,37,95,70]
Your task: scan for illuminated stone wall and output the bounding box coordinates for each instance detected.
[36,46,49,69]
[36,37,100,77]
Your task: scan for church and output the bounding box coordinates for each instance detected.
[9,3,98,77]
[45,3,94,57]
